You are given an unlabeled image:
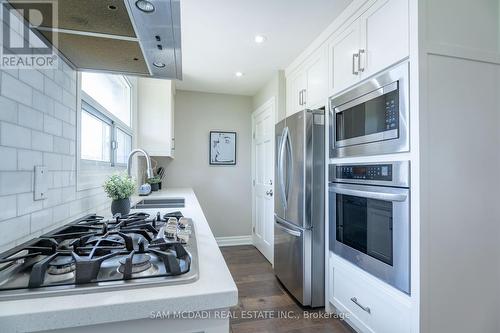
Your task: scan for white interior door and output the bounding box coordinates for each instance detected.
[252,99,275,264]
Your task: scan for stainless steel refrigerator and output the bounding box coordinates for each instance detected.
[274,108,325,307]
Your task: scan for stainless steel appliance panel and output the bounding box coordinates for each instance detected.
[329,160,410,294]
[283,111,305,228]
[309,111,325,307]
[275,120,286,220]
[273,109,325,307]
[329,62,409,158]
[274,216,307,304]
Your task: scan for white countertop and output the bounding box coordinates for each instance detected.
[0,188,238,333]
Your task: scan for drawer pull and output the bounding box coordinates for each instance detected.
[350,297,371,314]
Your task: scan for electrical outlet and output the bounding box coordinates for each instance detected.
[34,166,49,201]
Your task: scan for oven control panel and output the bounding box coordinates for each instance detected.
[336,164,393,181]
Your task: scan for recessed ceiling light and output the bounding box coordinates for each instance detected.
[153,62,166,68]
[235,72,244,77]
[254,35,267,44]
[136,0,155,13]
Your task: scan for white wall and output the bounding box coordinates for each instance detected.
[252,70,286,122]
[162,90,253,238]
[0,62,111,252]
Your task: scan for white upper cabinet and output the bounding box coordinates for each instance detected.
[359,0,409,79]
[329,21,362,96]
[303,46,328,109]
[286,46,328,117]
[286,70,307,117]
[328,0,409,96]
[137,78,175,157]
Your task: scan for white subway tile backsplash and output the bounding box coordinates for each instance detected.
[62,89,75,109]
[53,202,70,223]
[0,96,18,123]
[1,73,32,106]
[43,152,62,171]
[53,136,71,154]
[0,171,32,195]
[18,105,44,131]
[44,76,62,102]
[17,192,43,216]
[61,155,75,171]
[54,101,71,123]
[31,130,53,152]
[30,208,53,232]
[43,114,62,136]
[0,62,109,249]
[61,186,76,202]
[17,150,43,171]
[0,215,30,247]
[19,69,44,90]
[0,122,31,149]
[0,195,17,221]
[0,146,17,170]
[33,90,55,114]
[42,188,62,208]
[62,123,76,140]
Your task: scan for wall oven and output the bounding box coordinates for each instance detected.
[329,161,410,294]
[329,62,409,158]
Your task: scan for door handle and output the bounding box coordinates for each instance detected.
[266,189,273,196]
[285,127,293,201]
[298,90,302,106]
[275,218,301,237]
[350,297,371,314]
[358,49,365,73]
[302,89,307,106]
[352,53,359,75]
[278,127,288,208]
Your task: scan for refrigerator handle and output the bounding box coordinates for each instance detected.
[285,126,293,201]
[278,127,288,208]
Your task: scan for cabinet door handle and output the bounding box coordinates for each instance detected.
[298,90,302,105]
[358,49,365,72]
[350,297,371,314]
[352,53,359,75]
[302,89,306,105]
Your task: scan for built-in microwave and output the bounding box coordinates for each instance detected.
[329,161,410,294]
[329,62,409,158]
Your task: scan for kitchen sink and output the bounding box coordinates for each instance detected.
[131,198,185,209]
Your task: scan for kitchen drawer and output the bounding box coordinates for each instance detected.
[330,255,411,333]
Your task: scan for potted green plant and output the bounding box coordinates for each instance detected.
[103,174,135,216]
[147,176,161,192]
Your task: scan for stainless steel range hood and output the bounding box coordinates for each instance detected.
[9,0,182,80]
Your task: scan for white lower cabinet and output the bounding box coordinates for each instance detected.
[329,255,411,333]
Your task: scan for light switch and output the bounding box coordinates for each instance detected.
[34,165,49,201]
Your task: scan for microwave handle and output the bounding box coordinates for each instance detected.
[331,186,407,202]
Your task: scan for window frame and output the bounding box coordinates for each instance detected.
[76,72,135,191]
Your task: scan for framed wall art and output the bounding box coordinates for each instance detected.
[209,131,236,165]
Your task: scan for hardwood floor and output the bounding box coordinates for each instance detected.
[220,245,355,333]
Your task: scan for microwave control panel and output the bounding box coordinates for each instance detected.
[336,164,393,181]
[384,90,399,130]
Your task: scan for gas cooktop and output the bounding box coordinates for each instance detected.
[0,211,198,300]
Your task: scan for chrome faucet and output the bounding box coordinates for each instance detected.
[127,149,154,180]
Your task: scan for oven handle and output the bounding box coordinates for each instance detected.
[331,186,407,202]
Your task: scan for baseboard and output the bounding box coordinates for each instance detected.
[216,235,253,247]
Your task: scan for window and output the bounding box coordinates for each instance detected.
[81,72,131,126]
[78,72,134,189]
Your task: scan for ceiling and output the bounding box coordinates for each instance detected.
[175,0,353,96]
